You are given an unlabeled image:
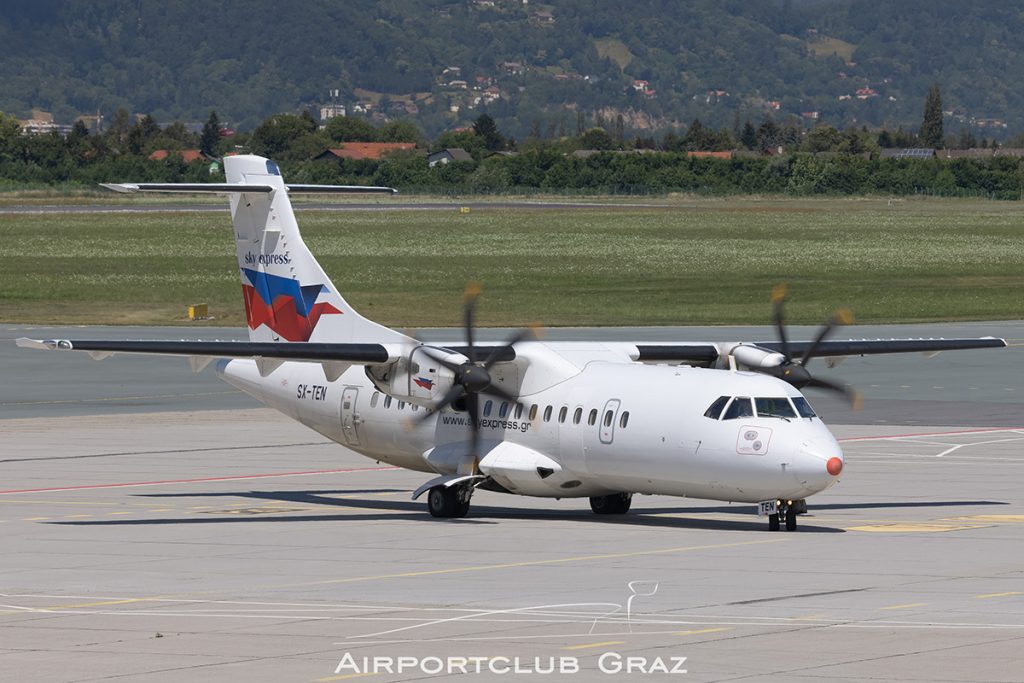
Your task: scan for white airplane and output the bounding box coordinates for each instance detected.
[17,154,1006,531]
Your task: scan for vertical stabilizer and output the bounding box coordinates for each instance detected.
[224,154,406,344]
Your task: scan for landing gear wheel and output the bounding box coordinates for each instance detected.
[785,504,797,531]
[589,493,632,515]
[427,485,472,518]
[768,513,781,531]
[427,486,454,517]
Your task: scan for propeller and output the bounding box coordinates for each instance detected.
[410,283,539,472]
[757,284,862,409]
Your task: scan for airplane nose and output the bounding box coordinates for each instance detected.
[792,440,844,493]
[827,456,843,476]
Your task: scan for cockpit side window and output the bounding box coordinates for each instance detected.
[792,396,817,418]
[755,397,797,419]
[722,397,753,420]
[704,396,730,419]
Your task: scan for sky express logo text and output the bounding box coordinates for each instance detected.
[440,413,531,433]
[244,252,291,266]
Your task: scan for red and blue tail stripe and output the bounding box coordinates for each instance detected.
[241,268,342,341]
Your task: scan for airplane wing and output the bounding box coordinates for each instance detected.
[754,337,1007,357]
[15,337,400,380]
[15,338,393,361]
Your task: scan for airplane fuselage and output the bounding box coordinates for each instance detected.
[217,356,843,505]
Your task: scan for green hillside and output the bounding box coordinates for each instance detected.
[1,1,1023,138]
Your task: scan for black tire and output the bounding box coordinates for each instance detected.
[768,513,781,531]
[785,505,797,531]
[590,493,632,515]
[453,499,471,518]
[427,486,455,518]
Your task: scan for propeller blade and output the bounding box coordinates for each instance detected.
[465,391,481,461]
[463,282,482,364]
[482,325,539,369]
[414,384,465,424]
[417,345,464,373]
[800,308,853,366]
[483,382,522,408]
[806,376,863,409]
[771,283,791,361]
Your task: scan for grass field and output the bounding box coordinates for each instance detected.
[1,196,1023,327]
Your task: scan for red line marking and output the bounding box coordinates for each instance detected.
[838,426,1024,443]
[0,466,400,495]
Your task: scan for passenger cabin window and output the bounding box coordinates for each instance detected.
[722,397,753,420]
[499,402,509,418]
[384,396,393,409]
[370,392,379,408]
[514,404,524,419]
[603,410,614,427]
[558,406,568,423]
[411,403,419,412]
[573,407,583,425]
[619,411,630,429]
[483,400,493,417]
[704,396,730,419]
[792,396,817,418]
[543,405,553,422]
[755,397,796,419]
[588,409,598,426]
[398,401,406,410]
[529,404,538,421]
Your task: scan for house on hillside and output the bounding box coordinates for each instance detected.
[428,148,473,167]
[686,151,733,159]
[880,148,936,160]
[149,149,205,163]
[314,143,417,161]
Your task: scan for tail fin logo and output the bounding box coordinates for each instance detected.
[241,268,342,341]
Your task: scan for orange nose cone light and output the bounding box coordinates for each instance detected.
[827,457,844,476]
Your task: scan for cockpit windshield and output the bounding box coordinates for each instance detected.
[704,396,730,419]
[754,397,796,419]
[722,397,753,420]
[792,396,817,418]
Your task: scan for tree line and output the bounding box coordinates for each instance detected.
[2,108,1024,200]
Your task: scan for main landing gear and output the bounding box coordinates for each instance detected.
[766,499,800,531]
[590,492,632,515]
[427,484,473,518]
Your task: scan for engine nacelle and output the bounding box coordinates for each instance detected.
[730,344,786,369]
[365,345,461,406]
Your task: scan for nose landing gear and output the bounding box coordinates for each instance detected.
[762,499,799,531]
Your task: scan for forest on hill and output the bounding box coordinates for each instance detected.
[3,0,1024,139]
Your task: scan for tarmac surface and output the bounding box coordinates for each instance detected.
[2,323,1024,681]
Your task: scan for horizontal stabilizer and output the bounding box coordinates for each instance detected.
[100,182,397,195]
[100,183,274,194]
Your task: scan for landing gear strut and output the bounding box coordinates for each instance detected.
[590,492,632,515]
[427,484,472,518]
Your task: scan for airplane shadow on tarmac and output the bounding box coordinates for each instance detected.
[46,487,1008,533]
